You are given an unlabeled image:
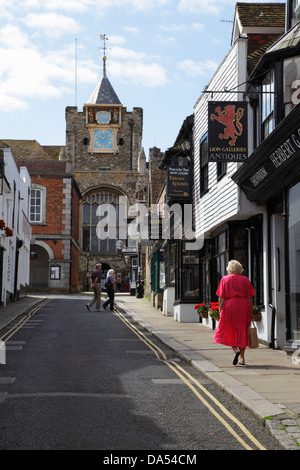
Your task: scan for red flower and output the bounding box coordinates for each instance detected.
[5,227,13,237]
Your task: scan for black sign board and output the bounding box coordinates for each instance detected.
[208,101,248,162]
[167,166,191,200]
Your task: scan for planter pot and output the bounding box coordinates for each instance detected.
[211,314,220,321]
[253,313,261,322]
[200,310,208,319]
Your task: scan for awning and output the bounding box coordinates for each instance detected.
[232,104,300,204]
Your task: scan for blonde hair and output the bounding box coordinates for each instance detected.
[226,260,244,275]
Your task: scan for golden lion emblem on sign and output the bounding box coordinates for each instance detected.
[210,104,244,146]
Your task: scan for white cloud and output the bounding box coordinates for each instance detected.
[0,92,28,112]
[124,26,139,34]
[178,59,218,77]
[22,12,84,38]
[178,0,236,15]
[109,46,148,62]
[109,60,169,88]
[0,24,98,112]
[0,24,31,48]
[156,35,175,46]
[107,35,127,46]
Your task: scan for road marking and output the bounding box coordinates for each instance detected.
[114,306,267,451]
[5,392,129,399]
[0,377,15,384]
[0,299,51,343]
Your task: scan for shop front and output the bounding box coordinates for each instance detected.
[232,104,300,351]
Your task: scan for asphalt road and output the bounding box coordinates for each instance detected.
[0,297,283,454]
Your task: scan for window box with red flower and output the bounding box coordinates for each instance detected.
[209,302,220,321]
[5,227,13,237]
[194,302,208,318]
[0,220,5,230]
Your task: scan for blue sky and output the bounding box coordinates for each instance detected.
[0,0,285,156]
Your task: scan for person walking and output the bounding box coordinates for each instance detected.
[86,263,103,311]
[213,260,255,366]
[103,269,116,311]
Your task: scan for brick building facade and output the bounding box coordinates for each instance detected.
[14,155,81,293]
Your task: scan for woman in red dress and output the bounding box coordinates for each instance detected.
[213,260,255,365]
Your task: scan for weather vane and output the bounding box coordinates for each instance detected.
[100,34,109,57]
[100,34,109,76]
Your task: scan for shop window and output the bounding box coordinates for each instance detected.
[250,225,263,306]
[217,161,227,180]
[214,230,229,288]
[200,242,212,303]
[200,133,209,195]
[261,70,275,140]
[288,182,300,341]
[151,249,165,293]
[175,243,200,299]
[164,243,176,286]
[233,227,248,275]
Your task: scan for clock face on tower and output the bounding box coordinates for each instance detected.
[94,129,113,149]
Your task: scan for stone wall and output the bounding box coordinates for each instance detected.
[64,104,146,291]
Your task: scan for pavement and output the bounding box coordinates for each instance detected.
[1,292,300,450]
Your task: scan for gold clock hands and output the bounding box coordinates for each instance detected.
[101,131,108,141]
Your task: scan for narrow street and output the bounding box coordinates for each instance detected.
[0,296,283,453]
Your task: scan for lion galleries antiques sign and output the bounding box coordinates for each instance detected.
[208,101,248,162]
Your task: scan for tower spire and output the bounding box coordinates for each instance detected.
[100,34,108,77]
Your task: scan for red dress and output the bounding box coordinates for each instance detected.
[213,274,255,349]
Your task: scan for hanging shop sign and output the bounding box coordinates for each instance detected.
[166,166,191,200]
[208,101,248,162]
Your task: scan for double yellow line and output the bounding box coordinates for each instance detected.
[114,306,266,451]
[0,298,52,344]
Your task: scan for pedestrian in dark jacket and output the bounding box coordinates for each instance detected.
[103,269,116,311]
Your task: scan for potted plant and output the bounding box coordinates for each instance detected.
[5,227,13,237]
[209,302,220,321]
[194,302,208,318]
[252,305,262,322]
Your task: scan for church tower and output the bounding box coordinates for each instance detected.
[64,36,146,290]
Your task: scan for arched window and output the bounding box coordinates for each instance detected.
[81,187,126,253]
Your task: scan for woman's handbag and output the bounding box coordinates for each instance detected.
[248,322,259,348]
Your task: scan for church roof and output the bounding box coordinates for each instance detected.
[87,57,121,105]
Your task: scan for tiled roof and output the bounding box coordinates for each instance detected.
[2,140,63,161]
[0,140,9,148]
[16,160,67,175]
[247,35,282,72]
[87,75,121,105]
[236,2,285,27]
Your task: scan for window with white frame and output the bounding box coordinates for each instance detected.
[261,70,275,140]
[30,185,46,223]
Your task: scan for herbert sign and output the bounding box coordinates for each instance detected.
[208,101,248,162]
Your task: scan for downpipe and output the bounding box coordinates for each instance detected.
[269,303,276,349]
